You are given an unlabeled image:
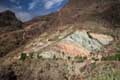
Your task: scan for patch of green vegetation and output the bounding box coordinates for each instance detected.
[67,56,71,60]
[91,63,96,70]
[102,44,120,61]
[19,53,27,61]
[91,57,99,61]
[74,56,87,62]
[53,55,57,60]
[37,54,44,59]
[102,45,120,61]
[102,53,120,61]
[116,44,120,53]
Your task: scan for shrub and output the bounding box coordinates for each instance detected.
[37,54,43,59]
[92,57,99,61]
[20,53,27,61]
[74,56,87,62]
[102,53,120,61]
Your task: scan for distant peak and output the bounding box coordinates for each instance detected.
[0,10,15,16]
[0,10,22,28]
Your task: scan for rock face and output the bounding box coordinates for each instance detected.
[55,30,113,57]
[0,10,22,32]
[90,33,114,45]
[63,31,103,52]
[36,31,113,59]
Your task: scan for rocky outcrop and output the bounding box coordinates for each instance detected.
[90,33,113,45]
[36,30,113,59]
[0,10,22,32]
[55,30,113,57]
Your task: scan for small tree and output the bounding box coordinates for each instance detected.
[37,54,43,59]
[20,53,27,61]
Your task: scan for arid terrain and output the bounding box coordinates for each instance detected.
[0,0,120,80]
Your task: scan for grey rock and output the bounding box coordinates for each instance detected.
[64,31,103,52]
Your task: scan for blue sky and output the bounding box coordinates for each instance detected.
[0,0,69,22]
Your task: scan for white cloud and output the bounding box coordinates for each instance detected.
[28,2,36,10]
[28,0,64,10]
[44,0,64,9]
[0,0,66,22]
[28,0,39,10]
[16,11,32,22]
[17,6,22,9]
[12,5,22,10]
[10,0,20,5]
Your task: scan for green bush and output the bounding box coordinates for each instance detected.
[92,57,99,61]
[37,54,43,59]
[102,45,120,61]
[91,63,96,70]
[116,45,120,53]
[20,53,27,61]
[74,56,87,62]
[102,53,120,61]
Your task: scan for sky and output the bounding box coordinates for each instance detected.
[0,0,69,22]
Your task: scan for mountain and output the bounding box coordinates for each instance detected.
[0,10,22,34]
[0,10,23,57]
[27,0,120,28]
[19,0,119,57]
[0,0,120,80]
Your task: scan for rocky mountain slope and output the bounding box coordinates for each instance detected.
[0,10,23,57]
[0,10,22,33]
[17,0,119,59]
[0,0,120,80]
